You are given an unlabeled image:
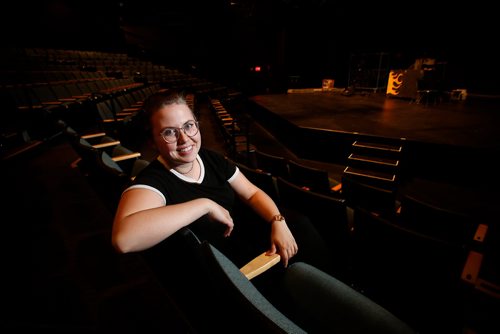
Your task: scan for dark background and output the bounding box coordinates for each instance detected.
[2,0,498,95]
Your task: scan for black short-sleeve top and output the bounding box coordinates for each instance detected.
[125,147,239,241]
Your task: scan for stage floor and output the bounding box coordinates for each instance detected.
[250,92,500,149]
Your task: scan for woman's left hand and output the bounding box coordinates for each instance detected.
[267,220,298,267]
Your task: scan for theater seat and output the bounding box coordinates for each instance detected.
[201,241,306,334]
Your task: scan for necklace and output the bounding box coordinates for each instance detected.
[174,161,195,175]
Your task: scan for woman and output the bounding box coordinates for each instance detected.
[112,90,331,270]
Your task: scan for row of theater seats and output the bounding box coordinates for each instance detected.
[1,47,219,89]
[208,96,344,200]
[229,147,499,333]
[208,97,255,160]
[250,149,342,195]
[60,120,149,211]
[1,47,226,162]
[1,75,147,161]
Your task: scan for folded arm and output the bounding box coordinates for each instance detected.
[112,187,234,253]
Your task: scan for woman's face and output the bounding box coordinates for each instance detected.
[151,103,201,166]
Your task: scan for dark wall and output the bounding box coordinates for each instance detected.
[2,1,499,95]
[1,1,124,51]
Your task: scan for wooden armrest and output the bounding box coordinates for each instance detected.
[462,225,500,298]
[102,118,125,122]
[473,224,488,243]
[112,152,141,162]
[25,104,43,109]
[461,250,500,298]
[330,183,342,192]
[122,107,141,112]
[41,101,63,105]
[240,252,281,280]
[462,250,482,285]
[81,132,106,139]
[93,141,120,149]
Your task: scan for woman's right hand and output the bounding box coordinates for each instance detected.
[206,199,234,237]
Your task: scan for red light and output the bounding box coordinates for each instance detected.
[255,66,261,72]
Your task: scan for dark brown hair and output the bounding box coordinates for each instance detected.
[142,89,195,135]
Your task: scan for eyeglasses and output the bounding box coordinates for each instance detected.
[160,121,199,143]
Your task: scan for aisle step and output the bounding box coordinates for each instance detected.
[343,166,396,182]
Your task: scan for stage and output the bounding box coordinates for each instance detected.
[249,91,500,149]
[245,91,500,189]
[245,89,500,225]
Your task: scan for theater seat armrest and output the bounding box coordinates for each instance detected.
[461,250,500,298]
[93,141,120,149]
[112,152,141,162]
[473,224,488,243]
[81,132,106,139]
[122,107,141,112]
[331,183,342,192]
[116,112,133,117]
[461,250,482,285]
[240,252,281,280]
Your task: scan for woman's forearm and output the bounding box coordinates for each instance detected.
[243,189,281,223]
[112,198,212,253]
